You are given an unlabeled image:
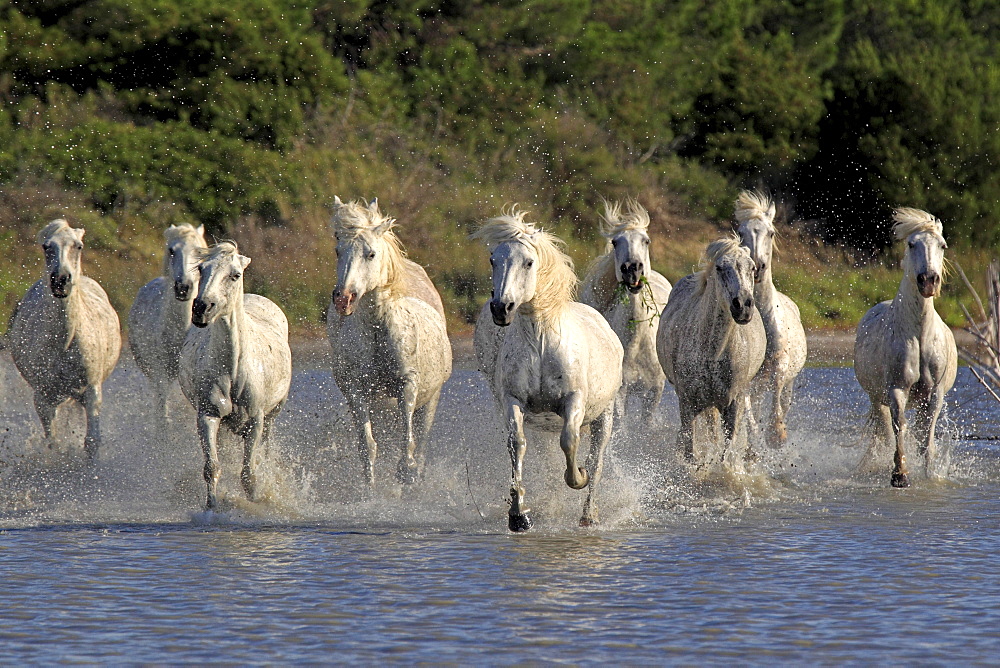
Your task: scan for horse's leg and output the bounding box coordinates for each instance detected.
[344,391,377,487]
[560,391,589,490]
[197,413,222,509]
[742,394,760,463]
[505,398,532,532]
[411,388,441,481]
[32,392,57,443]
[677,398,696,463]
[580,404,613,527]
[395,376,420,484]
[721,399,741,464]
[81,384,103,464]
[772,376,794,447]
[612,385,627,437]
[915,386,946,478]
[888,387,910,488]
[239,413,266,502]
[640,382,663,428]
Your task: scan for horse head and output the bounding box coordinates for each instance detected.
[734,190,776,284]
[600,199,652,294]
[165,224,207,301]
[330,197,399,316]
[894,208,947,299]
[706,237,756,325]
[37,220,84,299]
[191,241,250,328]
[488,238,539,326]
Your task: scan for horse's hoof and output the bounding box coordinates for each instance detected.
[565,467,589,490]
[579,514,598,528]
[509,513,533,532]
[891,471,910,488]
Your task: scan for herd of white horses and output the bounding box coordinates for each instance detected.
[3,191,957,531]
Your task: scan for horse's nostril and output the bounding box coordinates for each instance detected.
[744,297,753,309]
[505,302,514,313]
[732,297,741,311]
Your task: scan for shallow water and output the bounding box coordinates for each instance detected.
[1,352,1000,662]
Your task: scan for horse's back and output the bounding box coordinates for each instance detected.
[400,258,446,320]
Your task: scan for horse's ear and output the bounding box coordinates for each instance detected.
[238,254,251,270]
[332,195,343,210]
[368,197,379,211]
[75,228,85,242]
[767,201,776,222]
[373,218,393,236]
[196,224,205,236]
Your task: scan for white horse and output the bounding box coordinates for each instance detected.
[854,208,957,487]
[733,191,807,447]
[580,198,672,429]
[178,241,292,509]
[472,207,623,532]
[128,224,207,424]
[326,197,452,486]
[656,236,766,466]
[7,219,121,461]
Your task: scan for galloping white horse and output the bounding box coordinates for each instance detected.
[326,197,452,486]
[128,224,207,424]
[179,241,291,509]
[8,219,121,461]
[580,198,671,428]
[855,208,957,487]
[656,236,766,466]
[472,208,623,532]
[733,191,807,447]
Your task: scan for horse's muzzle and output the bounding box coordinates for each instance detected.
[333,289,356,316]
[49,273,71,299]
[917,272,941,298]
[490,299,514,326]
[191,298,212,327]
[753,262,766,284]
[174,280,193,301]
[620,262,644,293]
[731,295,755,324]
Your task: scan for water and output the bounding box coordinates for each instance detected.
[2,349,1000,663]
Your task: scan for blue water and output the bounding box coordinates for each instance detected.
[2,354,1000,663]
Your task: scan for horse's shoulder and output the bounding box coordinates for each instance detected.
[243,293,289,331]
[400,258,446,319]
[661,273,698,321]
[567,302,622,351]
[646,270,673,300]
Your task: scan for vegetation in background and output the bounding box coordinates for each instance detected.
[0,0,995,335]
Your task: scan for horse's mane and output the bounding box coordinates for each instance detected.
[331,198,408,299]
[471,206,577,330]
[37,219,73,244]
[583,198,650,311]
[197,240,240,263]
[893,207,944,240]
[697,234,748,290]
[162,223,206,274]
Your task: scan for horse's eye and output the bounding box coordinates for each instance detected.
[367,251,376,260]
[716,265,723,272]
[611,239,619,247]
[231,273,241,282]
[644,238,650,246]
[525,260,534,268]
[74,243,83,250]
[908,241,915,248]
[489,257,495,266]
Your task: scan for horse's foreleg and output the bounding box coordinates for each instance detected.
[641,382,664,427]
[771,377,794,447]
[345,392,377,487]
[197,413,222,509]
[505,398,531,532]
[743,394,760,462]
[580,405,613,527]
[888,388,909,488]
[81,384,103,464]
[32,392,57,444]
[677,399,696,463]
[241,414,265,502]
[411,389,442,482]
[395,376,420,485]
[560,392,588,490]
[721,399,741,464]
[915,387,946,478]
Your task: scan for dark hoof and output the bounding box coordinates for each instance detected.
[508,513,533,532]
[891,471,910,488]
[565,467,589,490]
[395,464,418,485]
[579,514,597,528]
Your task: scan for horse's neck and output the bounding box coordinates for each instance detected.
[206,296,246,377]
[694,284,739,352]
[589,255,619,311]
[48,283,86,347]
[163,288,193,336]
[891,275,936,336]
[355,287,399,328]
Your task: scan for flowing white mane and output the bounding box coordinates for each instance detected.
[599,197,650,238]
[698,234,749,290]
[893,207,944,240]
[472,206,577,329]
[197,240,240,264]
[37,219,74,244]
[331,198,408,299]
[734,190,775,229]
